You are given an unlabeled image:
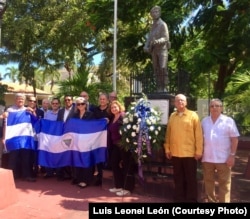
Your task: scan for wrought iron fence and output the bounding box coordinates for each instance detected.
[129,68,190,96]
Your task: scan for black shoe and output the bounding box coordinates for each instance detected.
[71,179,79,185]
[57,176,65,181]
[40,166,46,174]
[43,174,53,179]
[63,176,72,180]
[94,179,102,186]
[25,177,36,182]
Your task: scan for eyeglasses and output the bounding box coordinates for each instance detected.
[110,96,117,99]
[210,105,222,108]
[77,103,85,106]
[52,102,59,105]
[64,99,72,102]
[29,100,36,103]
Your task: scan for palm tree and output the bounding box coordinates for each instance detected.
[42,66,61,93]
[224,71,250,127]
[3,66,19,82]
[57,67,112,105]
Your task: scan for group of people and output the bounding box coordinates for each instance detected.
[164,94,240,203]
[0,91,240,201]
[0,90,136,197]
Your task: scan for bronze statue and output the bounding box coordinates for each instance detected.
[144,6,170,92]
[0,0,6,18]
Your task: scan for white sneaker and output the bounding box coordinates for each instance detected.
[116,190,131,196]
[109,187,122,193]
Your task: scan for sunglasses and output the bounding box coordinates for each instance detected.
[77,103,85,106]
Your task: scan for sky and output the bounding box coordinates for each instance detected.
[0,63,18,81]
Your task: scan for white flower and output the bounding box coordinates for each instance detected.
[132,125,137,130]
[127,124,131,129]
[128,114,133,122]
[155,130,159,135]
[146,119,151,125]
[149,126,155,131]
[123,117,129,124]
[131,132,136,137]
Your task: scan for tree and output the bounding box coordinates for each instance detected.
[0,0,249,103]
[183,0,250,98]
[3,66,19,82]
[224,70,250,127]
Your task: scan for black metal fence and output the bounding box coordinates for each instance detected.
[129,68,190,96]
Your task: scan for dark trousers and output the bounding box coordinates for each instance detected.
[172,156,198,202]
[75,166,93,184]
[56,166,72,179]
[110,146,123,188]
[8,148,33,179]
[96,162,103,179]
[121,150,135,192]
[110,146,135,192]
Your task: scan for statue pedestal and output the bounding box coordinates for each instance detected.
[124,93,175,124]
[0,168,18,209]
[147,93,175,124]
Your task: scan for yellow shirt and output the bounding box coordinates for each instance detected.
[164,109,203,157]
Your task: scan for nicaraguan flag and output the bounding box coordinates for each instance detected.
[5,111,36,151]
[38,118,107,168]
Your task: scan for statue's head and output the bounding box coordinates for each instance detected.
[150,5,161,14]
[0,0,6,11]
[0,0,6,17]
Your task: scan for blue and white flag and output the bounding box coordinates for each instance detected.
[5,111,36,151]
[38,118,108,168]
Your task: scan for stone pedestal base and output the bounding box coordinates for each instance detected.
[0,168,18,209]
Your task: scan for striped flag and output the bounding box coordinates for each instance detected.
[5,111,36,151]
[38,118,108,168]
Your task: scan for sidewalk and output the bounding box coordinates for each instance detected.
[0,170,168,219]
[0,148,250,219]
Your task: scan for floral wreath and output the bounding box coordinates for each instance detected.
[119,93,165,180]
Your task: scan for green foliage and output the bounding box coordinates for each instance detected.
[224,71,250,126]
[56,67,113,105]
[0,82,8,106]
[0,0,249,121]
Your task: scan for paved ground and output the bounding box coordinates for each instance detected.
[0,148,250,219]
[0,170,169,219]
